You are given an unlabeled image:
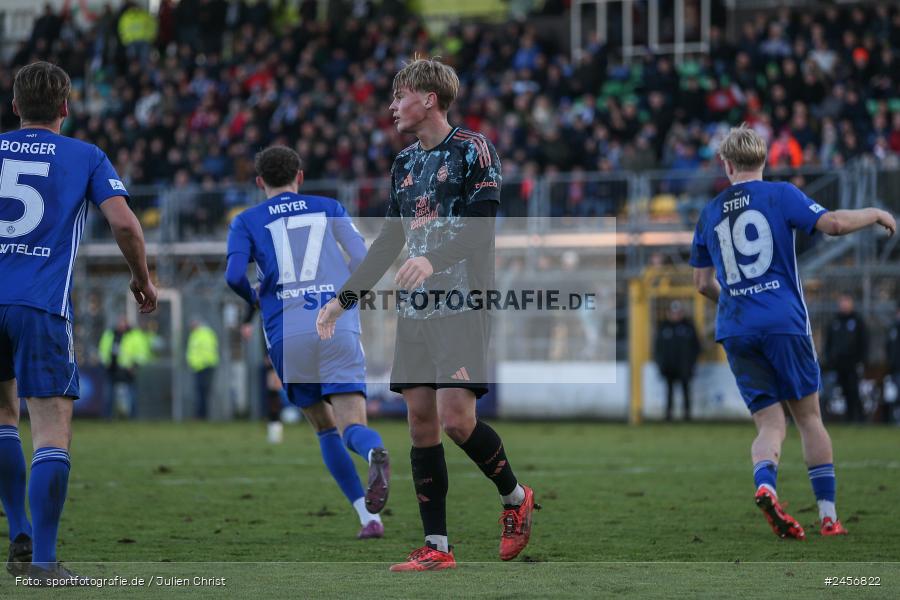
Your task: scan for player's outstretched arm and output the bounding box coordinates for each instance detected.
[319,218,405,340]
[100,196,158,313]
[335,218,406,305]
[815,208,896,237]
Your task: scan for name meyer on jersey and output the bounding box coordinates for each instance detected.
[0,243,51,257]
[268,199,309,215]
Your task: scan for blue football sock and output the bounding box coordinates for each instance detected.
[753,460,777,493]
[0,426,31,541]
[317,428,365,504]
[808,463,837,520]
[29,447,70,566]
[342,424,384,462]
[808,463,836,502]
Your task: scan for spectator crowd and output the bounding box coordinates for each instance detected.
[0,0,899,221]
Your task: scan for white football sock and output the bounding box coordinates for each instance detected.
[425,535,449,553]
[267,421,283,444]
[501,484,526,506]
[352,497,381,526]
[757,484,776,497]
[818,500,837,521]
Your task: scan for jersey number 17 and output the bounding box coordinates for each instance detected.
[265,212,327,285]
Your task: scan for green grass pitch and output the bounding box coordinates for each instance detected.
[1,420,898,598]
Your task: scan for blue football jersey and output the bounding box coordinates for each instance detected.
[226,193,366,345]
[0,128,127,319]
[690,180,827,340]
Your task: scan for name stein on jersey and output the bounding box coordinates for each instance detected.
[691,181,827,340]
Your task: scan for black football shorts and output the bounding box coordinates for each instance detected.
[390,309,490,398]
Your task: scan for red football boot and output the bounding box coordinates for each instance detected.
[389,544,456,572]
[499,485,541,561]
[755,487,806,540]
[820,517,849,536]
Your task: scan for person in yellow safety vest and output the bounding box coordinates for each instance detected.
[98,316,152,418]
[187,318,219,419]
[118,3,158,65]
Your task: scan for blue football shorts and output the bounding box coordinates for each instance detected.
[0,304,79,398]
[268,331,366,409]
[721,333,821,414]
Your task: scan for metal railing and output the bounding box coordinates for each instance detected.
[83,164,887,245]
[70,162,900,421]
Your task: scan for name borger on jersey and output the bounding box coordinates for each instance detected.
[0,128,127,319]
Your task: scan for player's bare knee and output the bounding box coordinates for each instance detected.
[0,389,18,425]
[407,401,436,426]
[0,380,20,424]
[25,396,73,449]
[330,395,367,433]
[795,415,829,444]
[439,413,476,444]
[409,420,440,446]
[303,403,336,432]
[406,408,440,445]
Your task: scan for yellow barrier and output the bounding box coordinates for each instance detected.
[627,266,723,424]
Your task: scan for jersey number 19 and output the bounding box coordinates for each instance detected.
[713,210,774,284]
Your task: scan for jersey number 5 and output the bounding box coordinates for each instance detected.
[713,210,774,284]
[265,212,327,285]
[0,158,49,238]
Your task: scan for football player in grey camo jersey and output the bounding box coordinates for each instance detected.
[317,58,539,571]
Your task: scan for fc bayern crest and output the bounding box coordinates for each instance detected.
[437,165,448,182]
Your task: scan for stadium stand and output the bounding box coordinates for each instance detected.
[0,1,898,423]
[0,1,897,223]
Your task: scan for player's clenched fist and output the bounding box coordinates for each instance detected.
[130,277,158,313]
[876,209,896,236]
[395,256,434,290]
[317,297,344,340]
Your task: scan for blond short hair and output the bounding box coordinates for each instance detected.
[392,57,459,111]
[718,124,767,172]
